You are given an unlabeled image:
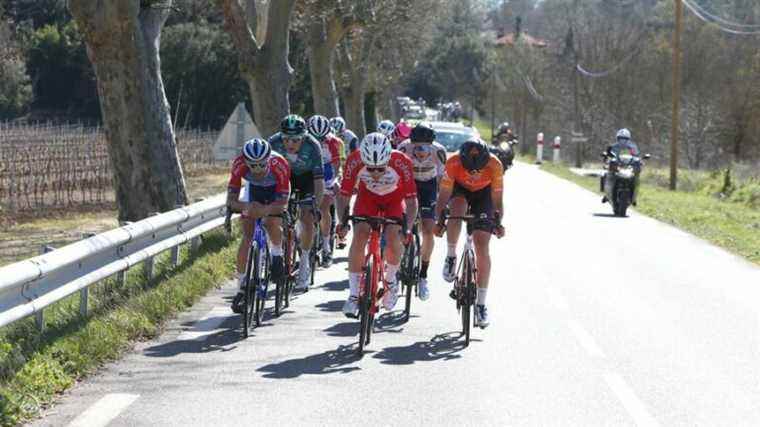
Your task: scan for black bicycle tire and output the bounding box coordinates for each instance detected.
[462,252,472,346]
[358,261,372,355]
[242,243,256,338]
[402,238,415,322]
[252,241,264,327]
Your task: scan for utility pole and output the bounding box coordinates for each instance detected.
[573,44,582,168]
[670,0,683,190]
[490,63,496,141]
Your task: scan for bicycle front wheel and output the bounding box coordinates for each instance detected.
[358,260,373,355]
[242,242,256,338]
[461,253,475,346]
[253,243,268,327]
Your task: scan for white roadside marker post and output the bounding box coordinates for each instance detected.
[536,132,544,164]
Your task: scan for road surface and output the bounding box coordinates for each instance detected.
[32,162,760,426]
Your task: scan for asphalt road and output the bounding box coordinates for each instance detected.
[31,162,760,426]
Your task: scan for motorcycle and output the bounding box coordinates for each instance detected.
[600,151,650,217]
[490,135,519,171]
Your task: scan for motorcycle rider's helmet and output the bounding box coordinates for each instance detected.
[459,139,490,172]
[616,128,631,142]
[377,120,395,137]
[280,114,306,137]
[410,122,435,143]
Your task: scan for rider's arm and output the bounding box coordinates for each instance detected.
[489,157,505,222]
[265,156,291,216]
[337,152,360,224]
[404,196,418,231]
[307,137,326,206]
[226,157,248,212]
[313,178,325,208]
[226,189,247,213]
[398,155,418,231]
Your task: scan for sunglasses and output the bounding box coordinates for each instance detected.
[366,166,386,173]
[245,161,268,171]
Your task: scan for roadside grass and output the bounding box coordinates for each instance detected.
[539,162,760,265]
[0,169,229,267]
[0,229,238,426]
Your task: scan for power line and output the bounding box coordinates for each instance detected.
[682,0,760,35]
[686,0,760,29]
[575,42,643,78]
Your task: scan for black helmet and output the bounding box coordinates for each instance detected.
[459,139,490,172]
[410,122,435,143]
[280,114,306,137]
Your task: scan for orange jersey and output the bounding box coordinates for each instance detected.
[440,154,503,193]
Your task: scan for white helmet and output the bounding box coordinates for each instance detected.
[377,120,395,137]
[616,128,631,141]
[307,115,331,139]
[330,117,346,133]
[359,132,392,166]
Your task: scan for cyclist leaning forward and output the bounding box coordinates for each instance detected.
[228,138,291,313]
[336,132,418,317]
[269,114,325,292]
[434,138,505,328]
[307,115,345,267]
[397,122,447,301]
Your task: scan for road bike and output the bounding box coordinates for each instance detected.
[398,219,421,323]
[284,193,319,298]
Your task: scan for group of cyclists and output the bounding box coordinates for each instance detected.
[227,112,506,331]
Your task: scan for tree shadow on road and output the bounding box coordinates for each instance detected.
[592,213,626,218]
[257,345,362,378]
[372,331,470,365]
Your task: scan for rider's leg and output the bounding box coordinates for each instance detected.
[472,230,492,292]
[348,223,370,296]
[383,223,403,276]
[299,209,315,252]
[446,196,467,254]
[263,216,284,277]
[420,219,435,271]
[320,192,334,252]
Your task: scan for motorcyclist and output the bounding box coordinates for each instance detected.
[602,128,641,206]
[490,122,518,171]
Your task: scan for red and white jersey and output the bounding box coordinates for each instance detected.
[228,152,291,199]
[340,150,417,199]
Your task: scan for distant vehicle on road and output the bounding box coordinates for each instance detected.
[403,105,425,120]
[429,121,480,152]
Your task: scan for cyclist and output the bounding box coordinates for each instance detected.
[397,122,447,301]
[391,121,412,149]
[433,138,505,328]
[336,132,418,317]
[227,138,291,314]
[330,116,359,156]
[269,114,325,292]
[307,115,344,267]
[377,120,396,139]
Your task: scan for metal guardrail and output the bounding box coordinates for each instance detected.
[0,193,233,330]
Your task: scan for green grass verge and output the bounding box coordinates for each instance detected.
[538,162,760,265]
[0,230,238,426]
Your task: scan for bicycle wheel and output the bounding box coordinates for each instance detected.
[253,243,268,327]
[242,243,256,338]
[402,237,416,322]
[358,260,373,355]
[460,253,473,346]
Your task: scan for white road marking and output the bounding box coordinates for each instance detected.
[177,306,231,341]
[67,393,139,427]
[568,320,606,359]
[546,288,569,311]
[604,373,660,427]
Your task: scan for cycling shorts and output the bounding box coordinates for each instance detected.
[291,172,315,196]
[451,183,493,232]
[353,191,404,223]
[415,179,437,220]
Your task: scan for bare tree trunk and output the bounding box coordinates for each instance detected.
[307,19,339,116]
[218,0,296,136]
[69,0,188,222]
[336,34,373,138]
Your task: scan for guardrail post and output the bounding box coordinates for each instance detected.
[142,213,160,280]
[35,245,56,331]
[77,233,96,317]
[170,204,184,267]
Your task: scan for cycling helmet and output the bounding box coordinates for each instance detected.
[377,120,395,137]
[410,122,436,143]
[307,115,332,139]
[616,128,631,141]
[242,138,271,163]
[330,117,346,133]
[280,114,306,137]
[393,121,412,141]
[359,132,392,166]
[459,139,490,172]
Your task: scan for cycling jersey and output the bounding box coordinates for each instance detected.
[397,140,447,182]
[340,150,417,219]
[269,132,325,179]
[320,134,343,186]
[440,153,503,194]
[228,152,291,204]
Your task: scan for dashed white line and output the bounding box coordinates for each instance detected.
[568,319,606,359]
[604,373,660,427]
[67,393,139,427]
[546,288,569,311]
[177,306,231,341]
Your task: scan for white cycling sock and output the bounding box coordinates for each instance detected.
[349,272,361,297]
[270,244,283,257]
[447,243,457,258]
[385,263,400,284]
[477,288,488,306]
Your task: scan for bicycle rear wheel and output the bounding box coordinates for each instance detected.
[402,235,418,322]
[460,253,473,346]
[358,260,373,355]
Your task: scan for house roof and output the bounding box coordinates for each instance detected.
[494,32,548,48]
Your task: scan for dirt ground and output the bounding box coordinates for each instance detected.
[0,170,229,267]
